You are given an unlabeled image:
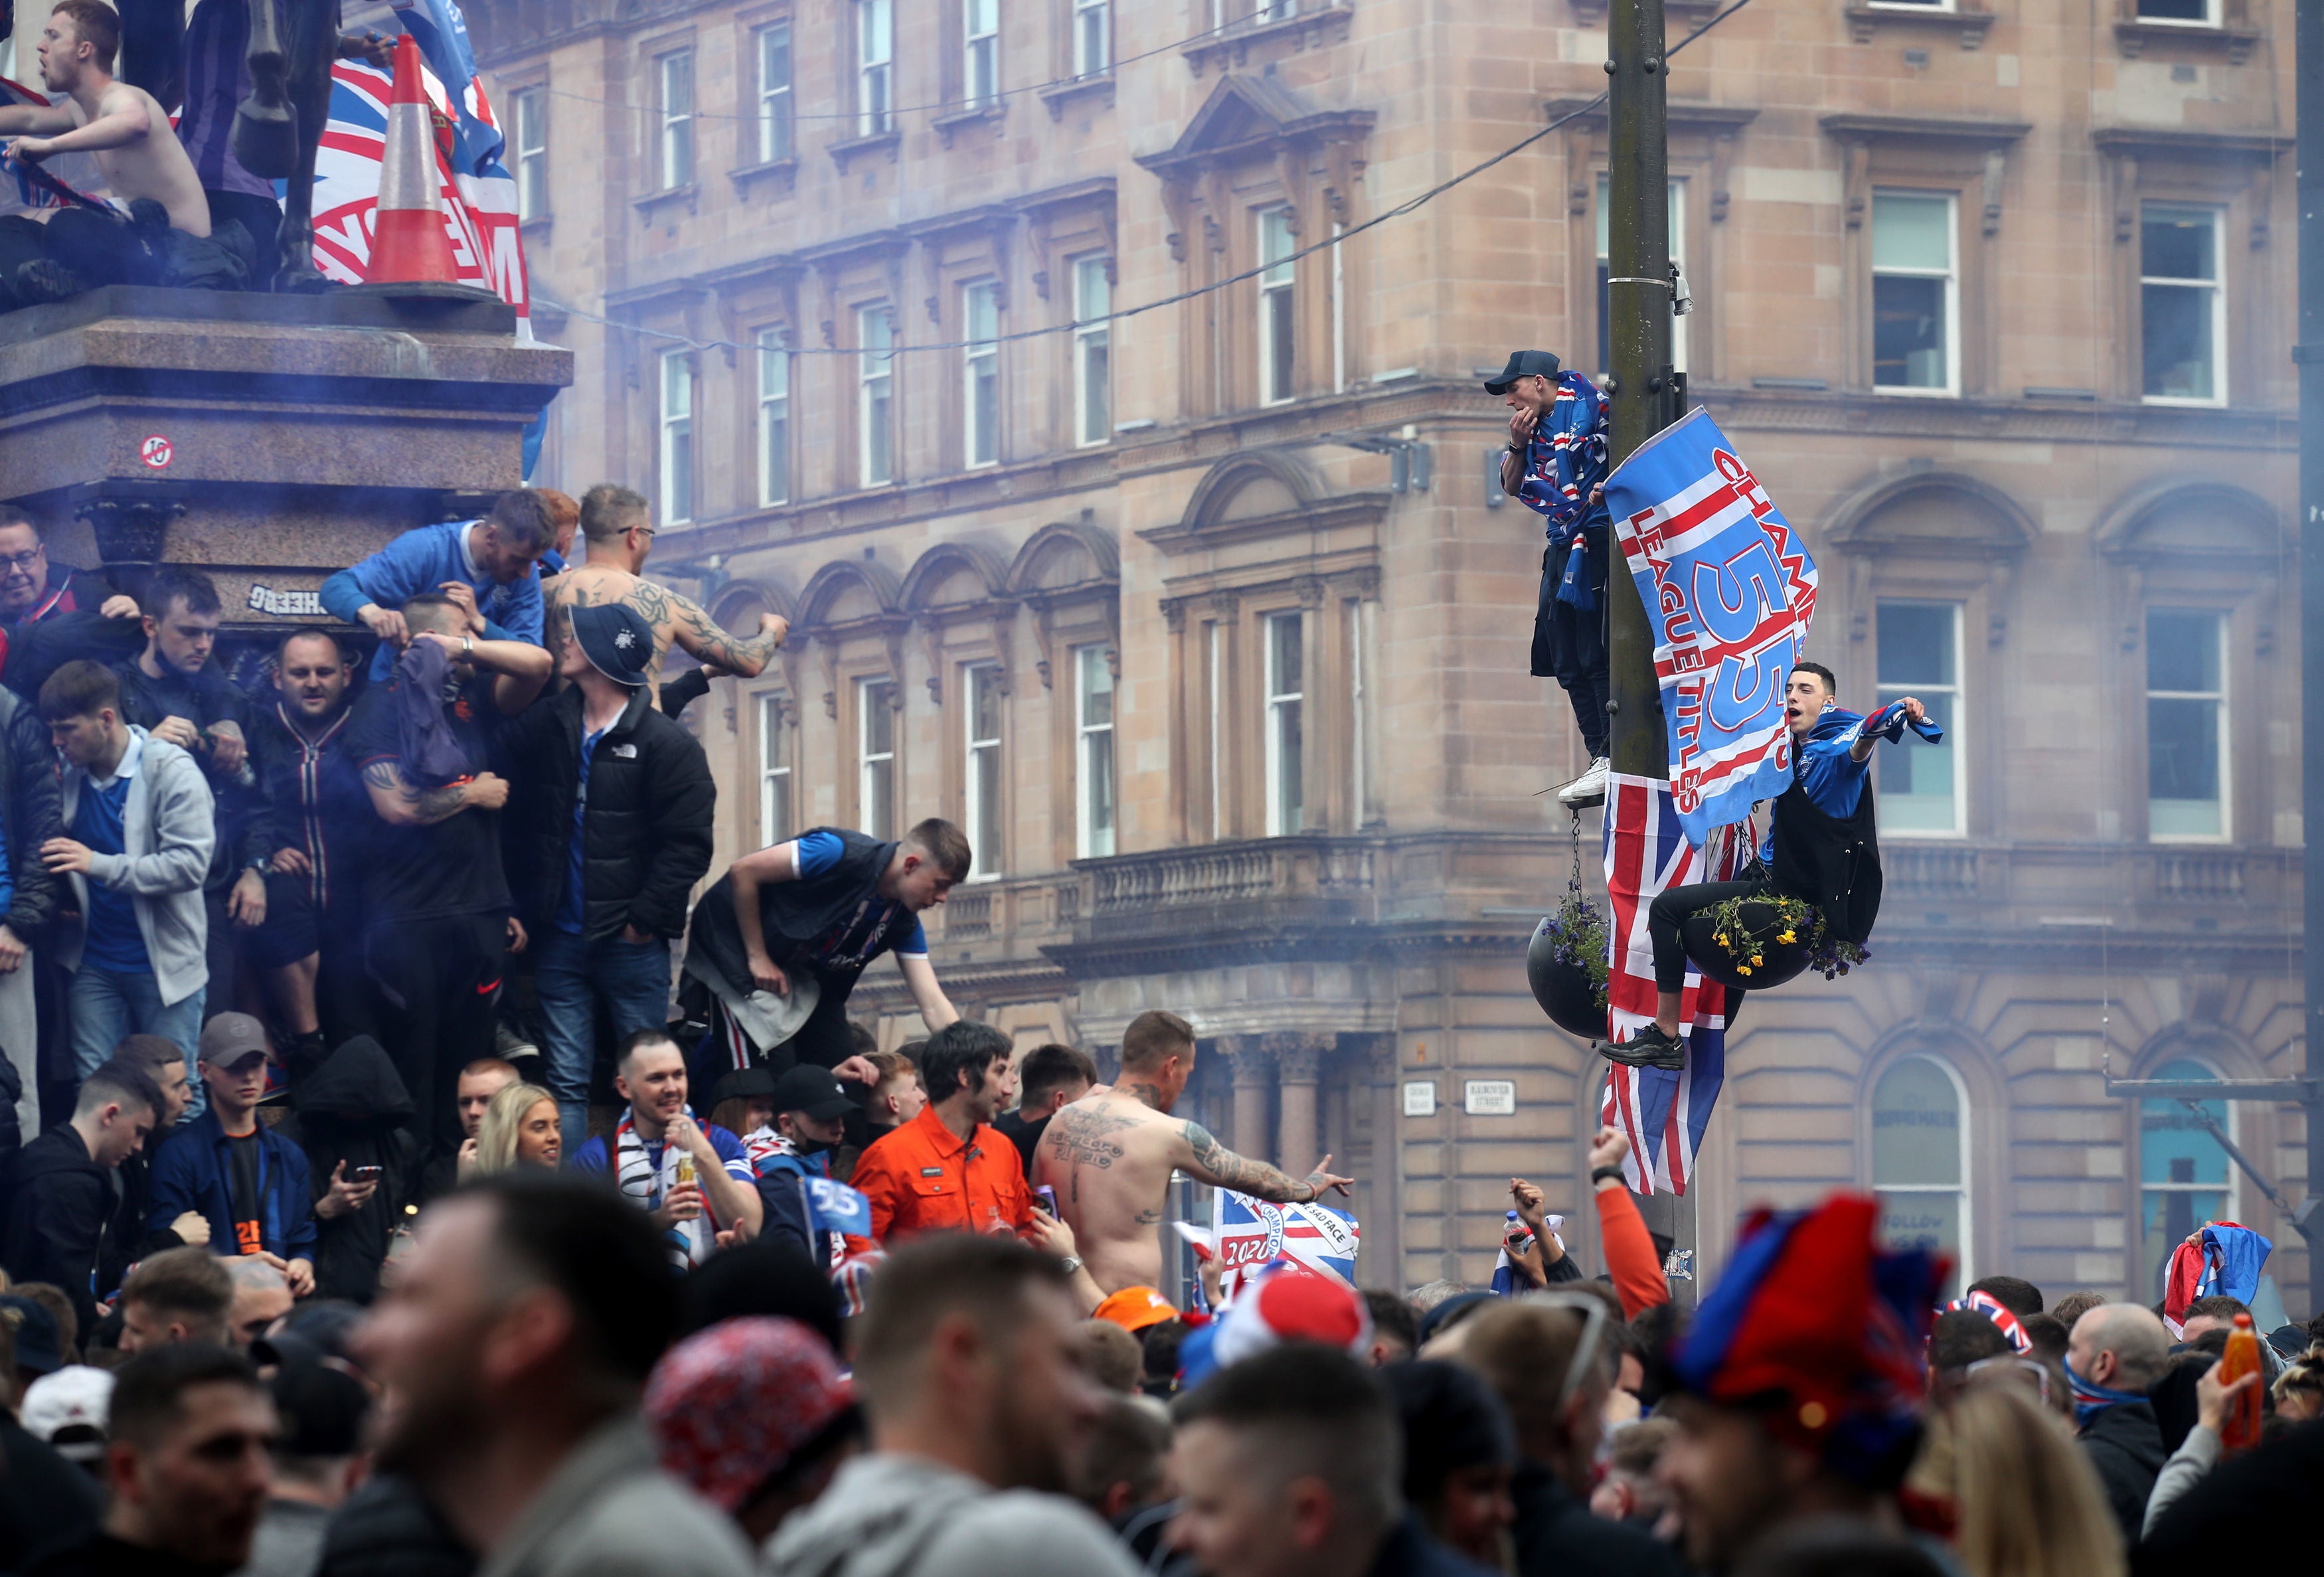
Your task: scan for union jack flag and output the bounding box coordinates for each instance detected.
[1213,1189,1360,1301]
[1599,772,1747,1195]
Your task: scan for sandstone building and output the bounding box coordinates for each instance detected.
[469,0,2310,1308]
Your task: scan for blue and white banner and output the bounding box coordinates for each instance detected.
[1214,1189,1359,1301]
[1604,409,1819,847]
[804,1176,873,1238]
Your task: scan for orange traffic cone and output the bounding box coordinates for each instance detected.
[365,35,460,285]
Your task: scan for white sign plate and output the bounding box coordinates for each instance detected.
[1401,1081,1438,1118]
[1463,1080,1517,1116]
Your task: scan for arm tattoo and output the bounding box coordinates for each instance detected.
[361,760,469,825]
[1045,1106,1135,1170]
[668,588,782,673]
[1181,1121,1311,1203]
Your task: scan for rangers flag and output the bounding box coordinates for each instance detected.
[1212,1190,1360,1301]
[1599,773,1747,1195]
[1605,409,1818,847]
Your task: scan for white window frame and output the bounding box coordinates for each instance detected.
[964,663,1003,881]
[757,693,792,843]
[963,0,999,108]
[1874,600,1965,839]
[755,22,793,164]
[963,280,1001,468]
[657,351,693,525]
[757,328,791,507]
[1208,622,1224,841]
[1870,1053,1973,1294]
[1258,207,1296,407]
[1075,644,1116,859]
[1870,189,1959,399]
[2133,0,2220,24]
[858,306,896,487]
[2139,204,2227,408]
[1072,0,1110,76]
[857,0,894,136]
[1072,255,1111,448]
[1867,0,1953,11]
[513,87,548,220]
[2145,607,2231,844]
[1347,600,1367,828]
[657,48,693,190]
[1264,610,1303,837]
[858,677,897,840]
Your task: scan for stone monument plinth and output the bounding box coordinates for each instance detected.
[0,285,573,630]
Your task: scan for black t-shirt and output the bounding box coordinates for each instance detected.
[991,1108,1048,1177]
[346,674,511,922]
[225,1128,264,1257]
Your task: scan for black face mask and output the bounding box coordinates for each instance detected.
[786,1129,833,1159]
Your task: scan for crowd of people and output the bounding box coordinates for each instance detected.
[0,474,2311,1574]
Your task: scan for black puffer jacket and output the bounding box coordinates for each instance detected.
[273,1036,423,1305]
[0,684,62,941]
[495,683,715,942]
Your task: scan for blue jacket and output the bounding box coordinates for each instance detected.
[146,1108,317,1263]
[1513,371,1612,537]
[319,519,544,680]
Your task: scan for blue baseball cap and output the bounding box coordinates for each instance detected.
[571,602,654,688]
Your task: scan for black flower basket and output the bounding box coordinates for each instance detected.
[1681,896,1815,993]
[1527,914,1606,1041]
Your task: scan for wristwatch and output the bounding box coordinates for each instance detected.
[462,635,474,656]
[1590,1165,1627,1187]
[1058,1255,1083,1276]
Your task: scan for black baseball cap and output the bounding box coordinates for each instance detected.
[770,1064,856,1121]
[1483,349,1562,394]
[571,602,654,688]
[711,1064,780,1106]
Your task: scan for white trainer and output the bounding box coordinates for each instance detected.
[1556,756,1610,807]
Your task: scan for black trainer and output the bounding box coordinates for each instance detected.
[1602,1025,1687,1071]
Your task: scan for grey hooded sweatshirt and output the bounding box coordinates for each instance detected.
[763,1453,1141,1577]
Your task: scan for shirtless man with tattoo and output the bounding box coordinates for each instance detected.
[544,483,788,681]
[1035,1009,1353,1295]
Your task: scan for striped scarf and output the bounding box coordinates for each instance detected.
[614,1107,712,1268]
[2065,1356,2147,1428]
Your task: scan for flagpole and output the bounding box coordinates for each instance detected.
[1604,0,1688,1291]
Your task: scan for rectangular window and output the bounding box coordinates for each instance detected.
[1258,207,1295,406]
[757,329,791,507]
[2136,0,2214,21]
[658,351,693,525]
[1346,600,1365,829]
[1076,645,1116,859]
[758,695,792,843]
[1208,622,1224,841]
[1265,612,1303,836]
[1258,0,1299,19]
[2147,608,2228,840]
[657,49,693,189]
[1073,0,1110,76]
[1872,192,1957,395]
[963,0,999,107]
[858,307,895,487]
[1875,601,1963,835]
[963,280,1001,468]
[756,23,793,164]
[2141,205,2224,405]
[859,677,897,841]
[513,87,548,220]
[1072,256,1111,447]
[1595,176,1688,378]
[857,0,894,135]
[965,664,1003,879]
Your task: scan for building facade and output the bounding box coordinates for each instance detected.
[470,0,2309,1307]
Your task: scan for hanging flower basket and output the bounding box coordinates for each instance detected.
[1527,886,1609,1041]
[1681,892,1818,993]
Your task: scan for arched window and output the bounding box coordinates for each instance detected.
[2138,1057,2235,1301]
[1872,1054,1970,1297]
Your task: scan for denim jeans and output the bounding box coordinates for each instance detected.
[534,929,672,1156]
[71,965,207,1119]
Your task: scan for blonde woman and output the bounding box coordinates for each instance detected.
[473,1082,562,1175]
[1945,1382,2125,1577]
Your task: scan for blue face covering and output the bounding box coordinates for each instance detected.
[2066,1355,2147,1427]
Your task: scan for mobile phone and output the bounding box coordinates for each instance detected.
[351,1165,384,1183]
[1034,1185,1059,1217]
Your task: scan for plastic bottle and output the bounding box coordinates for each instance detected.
[2217,1311,2264,1455]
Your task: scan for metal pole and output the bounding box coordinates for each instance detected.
[2297,0,2324,1320]
[1605,0,1687,1284]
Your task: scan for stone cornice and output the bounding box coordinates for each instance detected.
[1693,384,2296,450]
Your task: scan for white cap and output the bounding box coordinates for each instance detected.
[20,1365,112,1461]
